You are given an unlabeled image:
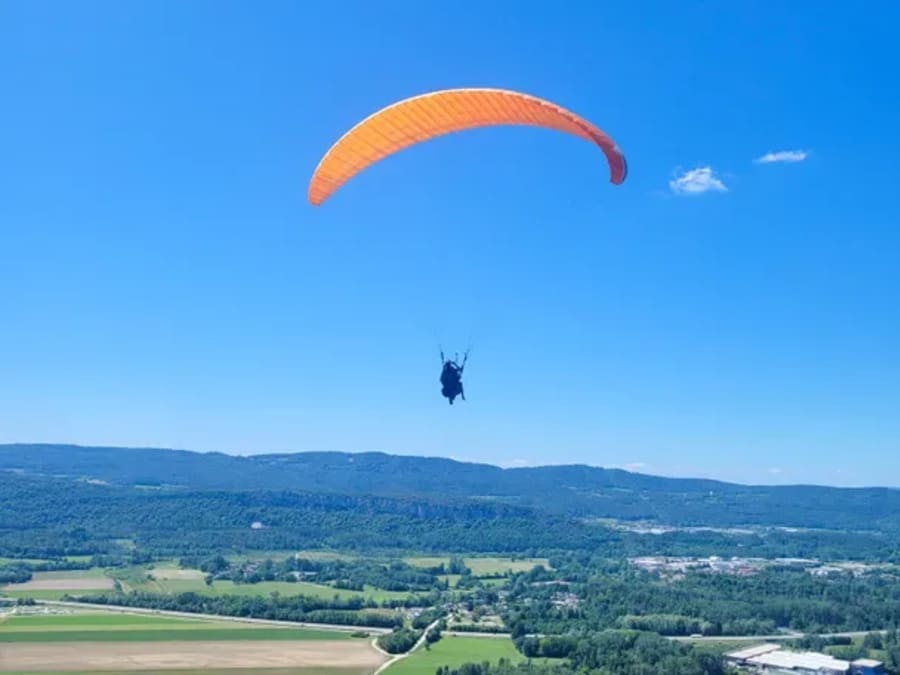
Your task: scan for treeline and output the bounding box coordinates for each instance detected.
[70,591,403,628]
[504,564,900,636]
[621,614,711,636]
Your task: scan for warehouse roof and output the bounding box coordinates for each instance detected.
[725,643,782,660]
[748,650,850,671]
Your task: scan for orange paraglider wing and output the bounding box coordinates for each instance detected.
[308,87,627,206]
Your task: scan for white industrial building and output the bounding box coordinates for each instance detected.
[725,643,884,675]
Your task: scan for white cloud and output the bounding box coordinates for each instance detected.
[668,167,728,195]
[754,149,809,164]
[768,467,783,475]
[623,462,647,472]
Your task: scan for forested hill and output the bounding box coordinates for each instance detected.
[3,443,900,531]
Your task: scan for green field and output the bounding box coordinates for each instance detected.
[384,636,525,675]
[405,556,550,577]
[0,556,93,565]
[0,567,115,601]
[688,640,765,656]
[3,564,411,603]
[1,590,91,600]
[0,613,215,628]
[31,568,110,580]
[0,610,356,642]
[465,558,550,576]
[226,550,354,563]
[403,556,448,568]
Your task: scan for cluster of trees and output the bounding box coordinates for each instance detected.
[0,565,31,584]
[504,565,900,636]
[377,627,422,654]
[412,608,446,629]
[71,591,404,628]
[183,555,448,593]
[376,615,446,654]
[425,625,442,645]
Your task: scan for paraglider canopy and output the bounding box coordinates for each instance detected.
[308,87,627,206]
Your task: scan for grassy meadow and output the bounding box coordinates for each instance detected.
[384,635,526,675]
[0,609,357,642]
[405,556,550,576]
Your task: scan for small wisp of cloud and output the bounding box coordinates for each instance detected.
[754,149,809,164]
[669,167,728,195]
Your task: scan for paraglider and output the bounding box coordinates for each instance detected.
[440,350,468,405]
[308,87,627,206]
[308,87,628,406]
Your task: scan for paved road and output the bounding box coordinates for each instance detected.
[34,599,393,634]
[670,632,802,643]
[670,629,890,643]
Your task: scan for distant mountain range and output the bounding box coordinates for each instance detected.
[2,443,899,531]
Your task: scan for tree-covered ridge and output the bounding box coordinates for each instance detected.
[4,443,900,530]
[3,472,900,562]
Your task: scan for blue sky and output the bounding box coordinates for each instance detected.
[2,1,898,486]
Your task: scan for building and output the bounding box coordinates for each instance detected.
[725,643,782,664]
[725,644,884,675]
[851,658,886,675]
[747,650,850,674]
